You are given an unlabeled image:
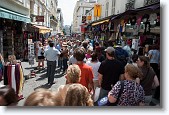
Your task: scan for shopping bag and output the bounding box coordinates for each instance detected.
[94,87,100,102]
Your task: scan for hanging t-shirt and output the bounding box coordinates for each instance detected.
[137,16,142,26]
[131,16,136,25]
[149,13,157,25]
[132,39,139,50]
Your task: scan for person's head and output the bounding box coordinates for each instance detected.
[48,39,53,44]
[66,64,81,83]
[137,56,150,68]
[24,88,61,106]
[49,42,54,47]
[74,48,86,61]
[104,46,115,58]
[87,48,92,54]
[64,84,93,106]
[39,43,43,47]
[62,42,68,49]
[124,64,143,80]
[95,42,99,47]
[132,54,139,63]
[0,85,18,106]
[91,52,98,62]
[82,41,88,49]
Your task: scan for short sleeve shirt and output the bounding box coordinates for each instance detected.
[109,80,145,106]
[77,63,94,90]
[98,59,124,90]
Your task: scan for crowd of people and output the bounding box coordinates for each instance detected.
[0,37,160,106]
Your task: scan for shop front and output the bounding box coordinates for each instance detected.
[0,7,30,60]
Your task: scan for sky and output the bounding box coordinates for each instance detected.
[57,0,79,26]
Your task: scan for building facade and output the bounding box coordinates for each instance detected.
[0,0,31,59]
[72,0,96,34]
[56,8,64,36]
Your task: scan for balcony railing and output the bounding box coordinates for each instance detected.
[144,0,160,6]
[125,2,135,11]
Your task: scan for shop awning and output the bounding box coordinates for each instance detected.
[33,25,51,34]
[92,19,109,26]
[0,7,30,23]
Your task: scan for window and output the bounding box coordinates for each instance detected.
[85,10,89,15]
[111,0,116,15]
[105,2,109,17]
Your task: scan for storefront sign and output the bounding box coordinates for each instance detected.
[0,8,30,23]
[36,16,44,22]
[94,4,101,17]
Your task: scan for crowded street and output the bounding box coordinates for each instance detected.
[0,0,161,107]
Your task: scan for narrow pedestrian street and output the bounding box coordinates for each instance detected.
[0,0,162,108]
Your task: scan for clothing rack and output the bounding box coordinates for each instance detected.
[3,63,24,100]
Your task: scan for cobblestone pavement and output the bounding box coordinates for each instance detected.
[17,61,66,106]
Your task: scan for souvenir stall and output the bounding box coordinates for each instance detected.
[3,55,24,100]
[116,3,160,55]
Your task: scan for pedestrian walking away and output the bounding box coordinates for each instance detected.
[44,41,61,85]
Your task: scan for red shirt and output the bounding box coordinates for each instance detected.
[76,63,94,90]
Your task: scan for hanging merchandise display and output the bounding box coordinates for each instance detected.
[132,38,139,50]
[28,39,35,66]
[3,55,24,100]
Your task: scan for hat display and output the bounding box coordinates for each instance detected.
[104,47,115,54]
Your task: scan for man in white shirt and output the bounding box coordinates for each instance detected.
[44,42,61,85]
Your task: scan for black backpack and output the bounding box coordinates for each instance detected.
[115,47,128,66]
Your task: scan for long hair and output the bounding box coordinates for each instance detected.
[125,64,143,80]
[139,56,150,68]
[64,84,93,106]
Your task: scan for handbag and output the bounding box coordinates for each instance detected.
[98,81,124,106]
[94,87,101,102]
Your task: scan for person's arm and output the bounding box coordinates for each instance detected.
[135,77,140,84]
[139,102,145,106]
[88,68,94,93]
[98,73,103,87]
[152,75,160,89]
[108,92,117,103]
[148,50,152,59]
[119,74,125,80]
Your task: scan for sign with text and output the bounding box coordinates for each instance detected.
[36,16,44,22]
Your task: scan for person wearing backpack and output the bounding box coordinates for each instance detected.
[97,47,124,103]
[114,46,129,67]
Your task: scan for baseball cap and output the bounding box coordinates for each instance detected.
[104,46,115,54]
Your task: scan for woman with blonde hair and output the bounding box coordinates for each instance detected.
[24,88,61,106]
[56,64,81,105]
[64,84,93,106]
[108,64,145,106]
